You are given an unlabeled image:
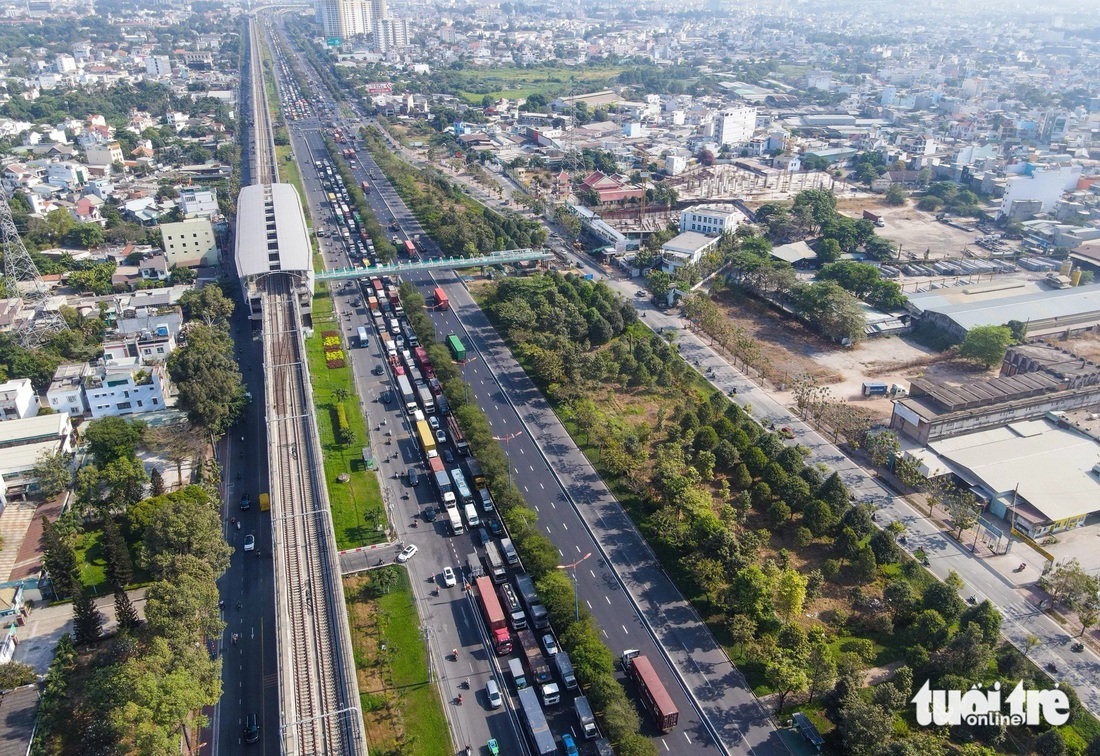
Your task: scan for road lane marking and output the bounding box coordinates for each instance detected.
[562,523,568,531]
[523,486,529,493]
[586,600,592,609]
[539,483,544,490]
[589,570,596,579]
[622,626,628,635]
[605,596,611,605]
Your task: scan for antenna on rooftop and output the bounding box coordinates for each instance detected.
[0,194,67,348]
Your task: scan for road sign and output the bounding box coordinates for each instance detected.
[326,37,342,46]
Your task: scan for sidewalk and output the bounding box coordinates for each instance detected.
[14,588,148,674]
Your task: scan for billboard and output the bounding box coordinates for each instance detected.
[367,82,393,95]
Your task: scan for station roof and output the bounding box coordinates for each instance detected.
[235,184,311,279]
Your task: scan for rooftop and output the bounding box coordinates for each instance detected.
[234,183,311,279]
[908,282,1100,334]
[0,413,69,446]
[661,231,718,256]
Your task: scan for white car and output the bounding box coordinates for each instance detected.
[243,534,255,552]
[435,430,447,444]
[542,634,559,657]
[397,544,418,563]
[428,416,441,430]
[441,566,456,587]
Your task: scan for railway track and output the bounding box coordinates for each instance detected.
[240,14,364,756]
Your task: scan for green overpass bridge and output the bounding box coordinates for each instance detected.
[314,248,554,282]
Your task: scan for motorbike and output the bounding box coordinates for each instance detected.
[1016,563,1027,572]
[1047,662,1058,673]
[967,595,977,604]
[461,678,470,690]
[1072,642,1085,652]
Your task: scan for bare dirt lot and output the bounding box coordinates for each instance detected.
[838,201,985,260]
[713,293,998,421]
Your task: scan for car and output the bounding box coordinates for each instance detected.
[408,468,419,486]
[779,426,795,439]
[423,506,436,522]
[476,527,491,546]
[397,544,418,563]
[635,290,647,298]
[487,519,503,536]
[243,534,255,552]
[428,416,440,430]
[441,566,456,587]
[372,364,385,376]
[487,739,499,756]
[561,733,578,756]
[435,429,447,444]
[240,494,251,510]
[443,449,455,464]
[542,633,559,657]
[243,712,260,744]
[486,679,503,709]
[381,390,393,403]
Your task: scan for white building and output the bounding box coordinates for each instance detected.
[46,364,88,415]
[660,231,721,270]
[54,54,76,73]
[145,56,172,77]
[160,217,219,267]
[375,17,409,51]
[0,379,38,421]
[0,412,74,507]
[84,363,171,418]
[714,106,757,147]
[178,187,218,218]
[45,162,86,188]
[679,205,742,237]
[998,165,1083,219]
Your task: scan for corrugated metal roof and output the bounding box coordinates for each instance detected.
[911,283,1100,332]
[234,184,311,279]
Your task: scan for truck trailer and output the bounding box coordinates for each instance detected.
[475,576,512,655]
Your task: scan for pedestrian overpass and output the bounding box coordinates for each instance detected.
[314,248,554,282]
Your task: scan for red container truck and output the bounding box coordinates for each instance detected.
[475,576,512,655]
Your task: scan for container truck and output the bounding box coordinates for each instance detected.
[446,415,469,455]
[515,574,550,629]
[554,651,578,690]
[446,334,466,362]
[434,287,449,310]
[467,552,484,580]
[414,346,432,373]
[575,695,599,739]
[475,576,512,655]
[498,582,527,629]
[397,375,417,414]
[415,420,436,457]
[484,541,507,584]
[517,687,556,756]
[517,629,558,705]
[450,468,474,507]
[622,651,679,732]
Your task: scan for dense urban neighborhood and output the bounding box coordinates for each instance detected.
[0,0,1094,755]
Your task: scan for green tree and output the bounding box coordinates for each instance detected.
[958,325,1013,368]
[32,448,71,499]
[167,323,244,434]
[71,584,104,645]
[178,284,234,325]
[114,588,141,632]
[816,238,842,264]
[141,486,231,578]
[85,416,145,467]
[807,640,836,701]
[645,269,673,300]
[922,582,965,622]
[884,184,907,206]
[851,545,878,583]
[149,467,165,496]
[766,654,808,712]
[40,515,77,600]
[774,568,808,622]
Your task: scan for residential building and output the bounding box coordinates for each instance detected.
[0,412,73,506]
[178,187,218,218]
[0,379,38,421]
[998,165,1082,219]
[375,17,409,51]
[660,232,721,270]
[45,161,86,188]
[145,56,171,77]
[84,141,124,167]
[83,363,171,418]
[159,217,219,267]
[102,327,177,366]
[46,363,88,415]
[679,205,742,236]
[713,107,756,146]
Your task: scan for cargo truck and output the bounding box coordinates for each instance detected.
[446,415,469,455]
[498,582,527,629]
[574,695,599,739]
[500,537,519,566]
[448,507,464,535]
[397,375,417,414]
[517,687,556,756]
[446,333,466,362]
[509,657,528,690]
[515,574,550,629]
[484,541,507,584]
[517,629,558,705]
[466,458,486,488]
[434,469,456,510]
[554,651,577,690]
[467,553,484,579]
[434,286,449,310]
[475,576,512,655]
[416,382,435,413]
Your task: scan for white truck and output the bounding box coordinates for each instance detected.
[574,695,599,739]
[554,651,577,690]
[448,507,464,535]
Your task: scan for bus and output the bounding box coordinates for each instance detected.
[403,239,417,257]
[450,468,474,507]
[356,326,369,348]
[446,334,466,362]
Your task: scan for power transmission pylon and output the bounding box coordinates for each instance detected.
[0,194,66,347]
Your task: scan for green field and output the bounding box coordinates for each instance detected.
[74,525,151,593]
[304,293,386,549]
[449,65,624,104]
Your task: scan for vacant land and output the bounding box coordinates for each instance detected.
[837,202,984,260]
[448,65,625,103]
[344,569,449,756]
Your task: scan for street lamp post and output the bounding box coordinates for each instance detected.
[492,431,523,490]
[556,552,592,622]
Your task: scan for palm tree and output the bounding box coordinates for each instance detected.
[372,566,399,595]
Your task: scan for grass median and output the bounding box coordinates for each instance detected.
[345,567,450,756]
[305,291,385,549]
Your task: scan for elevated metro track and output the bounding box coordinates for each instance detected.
[241,15,365,755]
[314,248,554,282]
